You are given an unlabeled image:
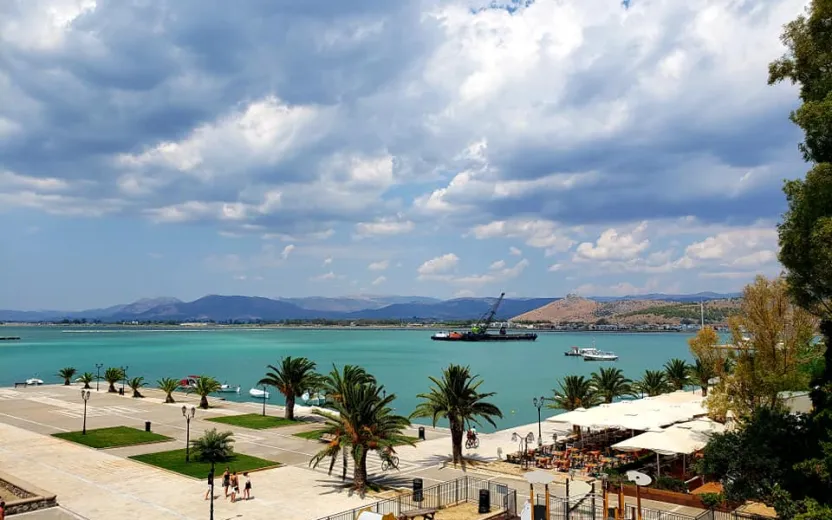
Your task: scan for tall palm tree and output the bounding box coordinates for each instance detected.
[311,375,412,493]
[257,357,320,421]
[590,367,632,403]
[129,376,146,398]
[191,428,235,476]
[157,377,180,403]
[635,370,671,397]
[689,358,716,397]
[190,376,221,409]
[549,375,601,411]
[664,359,690,390]
[411,364,503,465]
[57,367,77,386]
[104,367,124,393]
[77,372,94,390]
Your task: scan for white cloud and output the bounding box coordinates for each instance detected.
[310,271,336,282]
[368,260,389,271]
[451,258,529,286]
[548,263,562,272]
[575,222,650,261]
[454,289,476,298]
[371,275,386,286]
[489,260,506,270]
[470,219,575,252]
[281,244,296,260]
[417,253,460,278]
[509,247,522,256]
[354,216,415,238]
[323,257,333,266]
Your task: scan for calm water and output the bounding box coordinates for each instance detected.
[0,327,695,431]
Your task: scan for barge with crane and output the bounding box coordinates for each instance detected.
[430,292,538,342]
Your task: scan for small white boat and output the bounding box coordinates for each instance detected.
[25,378,44,385]
[301,390,325,406]
[249,388,270,399]
[582,348,619,361]
[217,383,240,394]
[431,331,450,340]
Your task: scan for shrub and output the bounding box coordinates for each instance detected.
[700,492,725,510]
[653,476,688,493]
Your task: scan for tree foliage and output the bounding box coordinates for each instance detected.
[192,428,235,463]
[635,370,670,397]
[663,359,690,391]
[104,367,124,393]
[189,376,221,409]
[77,372,94,389]
[157,377,179,404]
[548,375,600,411]
[590,367,632,404]
[257,356,320,421]
[57,367,77,386]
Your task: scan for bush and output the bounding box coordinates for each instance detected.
[700,492,725,510]
[653,476,688,493]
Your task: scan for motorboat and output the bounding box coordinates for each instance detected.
[582,348,619,361]
[431,331,451,340]
[249,388,270,399]
[25,377,44,385]
[565,346,592,356]
[217,383,240,394]
[178,376,200,389]
[301,390,325,406]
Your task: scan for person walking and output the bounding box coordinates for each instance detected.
[204,473,212,501]
[243,472,252,500]
[230,471,239,503]
[0,499,6,520]
[222,468,230,499]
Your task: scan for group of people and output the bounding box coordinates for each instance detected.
[204,468,252,503]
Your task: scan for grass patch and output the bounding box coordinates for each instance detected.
[53,426,172,449]
[293,429,420,445]
[205,413,298,430]
[130,449,279,479]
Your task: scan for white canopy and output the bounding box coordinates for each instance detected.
[611,418,725,455]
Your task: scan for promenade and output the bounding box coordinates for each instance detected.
[0,384,704,519]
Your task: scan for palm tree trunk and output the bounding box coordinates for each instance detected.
[342,450,348,481]
[165,393,175,404]
[700,384,708,397]
[108,382,117,393]
[84,382,91,389]
[200,395,209,409]
[450,420,464,465]
[353,448,369,492]
[64,378,70,386]
[285,394,295,420]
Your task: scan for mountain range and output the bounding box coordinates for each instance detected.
[0,292,741,323]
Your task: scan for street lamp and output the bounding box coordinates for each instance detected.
[120,365,129,395]
[94,364,103,392]
[81,389,91,434]
[182,405,196,462]
[208,465,215,520]
[512,432,535,469]
[261,385,267,416]
[532,396,546,446]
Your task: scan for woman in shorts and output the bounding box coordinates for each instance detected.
[243,472,252,500]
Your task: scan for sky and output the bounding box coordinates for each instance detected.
[0,0,811,310]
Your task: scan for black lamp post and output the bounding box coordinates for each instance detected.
[262,385,267,416]
[533,396,546,446]
[208,463,215,520]
[182,405,195,461]
[512,432,535,469]
[95,364,103,392]
[81,389,91,434]
[120,365,129,395]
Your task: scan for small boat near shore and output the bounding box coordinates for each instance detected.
[25,377,44,385]
[217,383,240,394]
[301,390,325,406]
[249,388,270,399]
[582,348,619,361]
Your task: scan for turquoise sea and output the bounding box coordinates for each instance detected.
[0,327,696,431]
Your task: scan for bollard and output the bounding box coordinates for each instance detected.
[418,426,425,441]
[413,478,423,502]
[145,421,151,432]
[479,489,490,514]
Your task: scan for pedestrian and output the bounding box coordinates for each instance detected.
[0,499,6,520]
[243,472,252,500]
[204,473,212,501]
[222,467,230,498]
[230,471,239,503]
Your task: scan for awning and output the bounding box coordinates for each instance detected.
[611,418,725,455]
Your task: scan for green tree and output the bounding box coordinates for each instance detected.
[664,359,690,391]
[411,364,503,465]
[103,367,124,393]
[257,357,320,421]
[128,376,146,398]
[590,367,632,404]
[690,358,716,397]
[548,375,600,411]
[635,370,670,397]
[311,369,412,493]
[191,428,235,476]
[189,376,221,409]
[57,367,77,386]
[157,377,179,404]
[77,372,94,390]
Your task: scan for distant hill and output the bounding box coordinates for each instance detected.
[119,295,324,322]
[277,295,441,313]
[589,292,741,303]
[346,297,556,321]
[512,295,742,325]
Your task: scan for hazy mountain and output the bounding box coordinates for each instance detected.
[277,295,441,313]
[345,297,557,321]
[589,292,741,303]
[120,295,327,322]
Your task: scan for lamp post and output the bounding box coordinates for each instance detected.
[532,396,545,446]
[182,405,195,462]
[511,432,535,469]
[262,385,267,416]
[81,389,91,434]
[95,363,103,392]
[120,365,129,395]
[209,464,215,520]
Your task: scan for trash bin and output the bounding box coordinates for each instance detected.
[118,388,124,395]
[418,426,425,440]
[145,421,151,432]
[413,478,423,502]
[478,489,490,513]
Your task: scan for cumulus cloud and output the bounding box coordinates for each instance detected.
[574,222,650,261]
[281,244,296,260]
[371,275,386,286]
[310,271,337,282]
[509,247,522,256]
[368,260,389,271]
[323,257,333,266]
[417,253,460,279]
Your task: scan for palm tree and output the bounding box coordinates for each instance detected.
[257,357,320,421]
[104,367,124,393]
[57,367,77,386]
[689,358,716,396]
[128,376,146,398]
[77,372,94,390]
[190,376,221,409]
[310,374,412,493]
[549,375,601,411]
[590,367,632,403]
[157,377,180,403]
[664,359,690,390]
[411,364,503,465]
[635,370,671,397]
[191,428,235,476]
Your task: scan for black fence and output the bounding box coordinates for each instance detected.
[316,476,517,520]
[536,491,701,520]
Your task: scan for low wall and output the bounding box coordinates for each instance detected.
[620,485,706,509]
[0,471,58,516]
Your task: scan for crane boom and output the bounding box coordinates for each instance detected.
[472,292,505,334]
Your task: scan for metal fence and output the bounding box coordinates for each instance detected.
[695,511,771,520]
[316,476,517,520]
[536,492,700,520]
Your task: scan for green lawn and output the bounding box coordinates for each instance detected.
[130,449,279,479]
[293,428,420,445]
[53,426,172,449]
[205,413,298,430]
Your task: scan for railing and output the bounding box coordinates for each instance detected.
[316,476,517,520]
[695,511,770,520]
[535,491,701,520]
